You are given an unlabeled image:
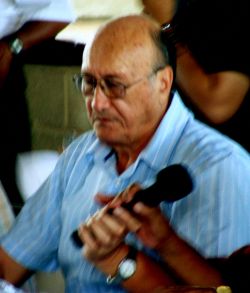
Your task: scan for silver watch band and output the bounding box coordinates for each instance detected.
[9,38,23,55]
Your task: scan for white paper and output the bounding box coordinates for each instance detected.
[16,151,59,200]
[70,0,143,18]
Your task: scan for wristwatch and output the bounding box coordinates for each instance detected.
[106,245,137,285]
[9,38,23,55]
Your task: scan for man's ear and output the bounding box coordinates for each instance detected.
[158,65,174,94]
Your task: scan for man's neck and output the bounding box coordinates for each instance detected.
[111,130,157,174]
[114,144,145,174]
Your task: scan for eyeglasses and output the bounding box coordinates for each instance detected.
[73,67,163,99]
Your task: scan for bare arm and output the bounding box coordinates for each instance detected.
[9,20,68,51]
[0,246,33,287]
[0,20,68,87]
[176,47,249,123]
[90,244,176,292]
[129,203,224,286]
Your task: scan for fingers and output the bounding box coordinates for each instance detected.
[78,207,128,260]
[95,183,142,209]
[133,202,157,218]
[122,183,141,203]
[95,194,114,205]
[133,202,169,230]
[109,183,142,209]
[133,202,150,213]
[93,209,127,242]
[132,203,174,250]
[78,223,98,250]
[79,185,149,260]
[113,206,142,232]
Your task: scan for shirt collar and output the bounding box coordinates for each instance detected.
[137,91,192,170]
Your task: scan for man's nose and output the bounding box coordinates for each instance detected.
[91,84,110,111]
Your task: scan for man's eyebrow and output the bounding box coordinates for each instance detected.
[81,72,124,80]
[103,74,123,80]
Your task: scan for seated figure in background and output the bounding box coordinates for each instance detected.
[142,0,250,152]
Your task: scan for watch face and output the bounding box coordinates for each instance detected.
[119,259,136,279]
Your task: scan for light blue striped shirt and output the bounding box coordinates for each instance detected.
[2,92,250,292]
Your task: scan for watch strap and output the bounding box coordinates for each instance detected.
[106,245,137,285]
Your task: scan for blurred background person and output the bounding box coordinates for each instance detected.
[0,0,78,215]
[142,0,250,152]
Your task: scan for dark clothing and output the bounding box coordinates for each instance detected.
[0,39,84,215]
[173,0,250,152]
[209,245,250,293]
[0,57,29,215]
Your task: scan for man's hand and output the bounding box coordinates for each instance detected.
[76,185,141,262]
[95,184,174,252]
[78,204,129,262]
[113,203,174,252]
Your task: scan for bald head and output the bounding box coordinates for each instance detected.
[80,14,174,158]
[82,14,170,77]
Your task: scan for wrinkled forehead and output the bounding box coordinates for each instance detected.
[81,17,156,77]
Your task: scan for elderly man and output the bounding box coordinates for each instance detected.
[0,14,250,292]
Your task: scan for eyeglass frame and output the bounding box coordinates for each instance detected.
[73,66,165,100]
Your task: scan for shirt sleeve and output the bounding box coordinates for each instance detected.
[0,155,66,272]
[30,0,76,22]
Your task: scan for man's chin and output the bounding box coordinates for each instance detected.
[94,123,123,143]
[95,131,119,146]
[95,127,111,139]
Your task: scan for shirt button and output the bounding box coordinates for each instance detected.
[115,179,121,186]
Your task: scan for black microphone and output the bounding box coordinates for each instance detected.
[71,164,193,247]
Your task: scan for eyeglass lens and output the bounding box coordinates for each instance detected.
[74,74,125,99]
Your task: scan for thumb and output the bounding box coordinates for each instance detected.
[95,193,115,205]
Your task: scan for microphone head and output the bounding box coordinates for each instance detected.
[156,164,193,201]
[134,164,193,207]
